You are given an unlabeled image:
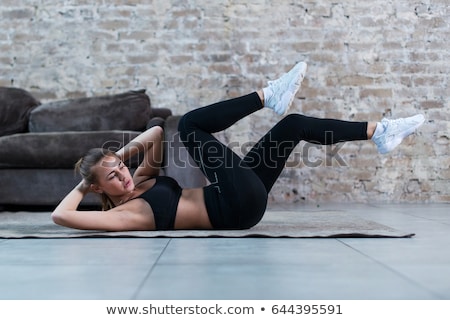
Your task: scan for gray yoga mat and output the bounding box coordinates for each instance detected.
[0,210,414,239]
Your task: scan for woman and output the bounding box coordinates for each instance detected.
[52,62,425,231]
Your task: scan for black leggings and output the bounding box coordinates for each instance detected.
[178,92,368,229]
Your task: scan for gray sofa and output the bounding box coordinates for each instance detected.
[0,87,206,210]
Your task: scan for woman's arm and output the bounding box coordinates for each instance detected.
[52,180,89,215]
[51,181,155,231]
[115,126,164,181]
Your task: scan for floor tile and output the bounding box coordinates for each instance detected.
[0,265,150,299]
[0,238,170,266]
[135,238,436,300]
[137,264,436,300]
[341,236,450,299]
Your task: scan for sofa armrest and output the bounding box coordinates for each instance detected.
[163,115,207,188]
[146,117,165,129]
[146,108,173,129]
[152,107,172,119]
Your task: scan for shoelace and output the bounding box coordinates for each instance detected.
[267,78,285,97]
[266,77,289,112]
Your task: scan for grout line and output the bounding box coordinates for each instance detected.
[366,206,450,228]
[336,239,445,299]
[400,212,450,227]
[130,239,172,300]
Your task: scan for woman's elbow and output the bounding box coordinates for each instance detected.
[51,210,66,226]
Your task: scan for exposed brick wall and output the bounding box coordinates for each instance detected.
[1,0,448,203]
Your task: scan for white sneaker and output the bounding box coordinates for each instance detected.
[372,114,425,154]
[264,61,307,116]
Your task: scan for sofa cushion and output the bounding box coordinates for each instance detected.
[0,131,142,169]
[28,90,151,132]
[0,87,41,137]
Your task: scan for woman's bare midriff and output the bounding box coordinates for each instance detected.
[174,188,213,230]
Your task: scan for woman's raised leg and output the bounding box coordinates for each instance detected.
[241,114,368,193]
[176,62,308,229]
[242,112,425,193]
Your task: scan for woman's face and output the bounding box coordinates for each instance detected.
[91,155,135,196]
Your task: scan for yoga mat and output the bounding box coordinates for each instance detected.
[0,210,414,239]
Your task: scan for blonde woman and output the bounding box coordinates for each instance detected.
[52,62,424,231]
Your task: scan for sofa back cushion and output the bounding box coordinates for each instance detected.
[0,131,142,169]
[28,89,151,132]
[0,87,41,137]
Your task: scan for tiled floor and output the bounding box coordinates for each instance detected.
[0,203,449,300]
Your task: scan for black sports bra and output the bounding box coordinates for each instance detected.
[138,176,182,230]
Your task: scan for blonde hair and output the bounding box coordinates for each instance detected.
[75,148,117,210]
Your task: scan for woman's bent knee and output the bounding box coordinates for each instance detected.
[178,113,194,140]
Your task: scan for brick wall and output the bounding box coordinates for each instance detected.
[1,0,449,203]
